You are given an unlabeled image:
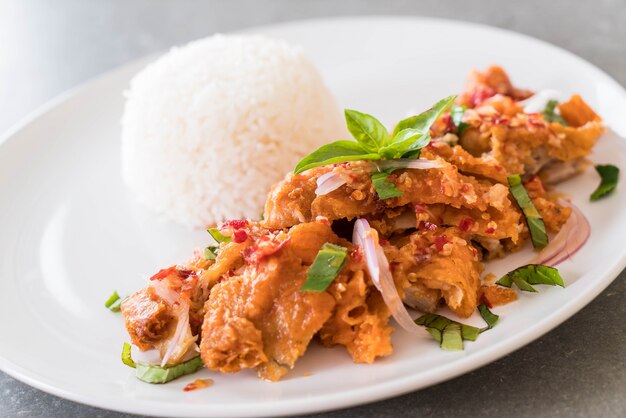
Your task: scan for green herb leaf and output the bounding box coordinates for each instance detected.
[121,342,136,368]
[497,264,565,292]
[478,304,499,330]
[508,174,548,249]
[344,109,390,151]
[293,140,379,174]
[542,100,569,125]
[300,243,348,292]
[371,169,403,200]
[135,356,204,384]
[450,105,470,135]
[414,313,481,350]
[204,246,218,260]
[590,164,619,201]
[105,291,124,312]
[392,95,457,137]
[207,228,230,244]
[378,128,430,159]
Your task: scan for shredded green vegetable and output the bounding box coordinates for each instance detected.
[497,264,565,292]
[508,174,548,249]
[121,342,136,368]
[300,243,348,292]
[371,170,403,200]
[590,164,619,201]
[542,100,569,125]
[105,291,123,312]
[207,228,230,244]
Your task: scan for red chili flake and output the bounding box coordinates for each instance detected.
[419,221,438,232]
[379,239,390,246]
[183,378,214,392]
[176,268,194,279]
[485,227,496,234]
[149,266,177,281]
[460,184,470,193]
[470,86,496,107]
[459,218,475,232]
[232,229,249,243]
[221,219,248,230]
[434,235,449,252]
[243,235,291,265]
[350,246,363,263]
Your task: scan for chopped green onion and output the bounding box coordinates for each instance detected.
[135,356,204,384]
[121,342,136,368]
[508,174,548,249]
[441,323,463,351]
[542,100,569,125]
[121,342,204,384]
[497,264,565,292]
[590,164,619,201]
[450,105,470,135]
[478,304,499,330]
[371,170,403,200]
[300,243,348,292]
[204,246,218,260]
[105,291,124,312]
[207,228,230,244]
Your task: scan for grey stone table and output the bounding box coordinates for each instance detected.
[1,1,624,417]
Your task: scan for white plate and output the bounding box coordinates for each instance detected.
[1,16,626,418]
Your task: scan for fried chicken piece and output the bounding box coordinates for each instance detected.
[263,159,516,232]
[458,65,533,108]
[480,285,518,308]
[201,221,373,381]
[386,227,483,318]
[523,176,571,232]
[121,287,175,351]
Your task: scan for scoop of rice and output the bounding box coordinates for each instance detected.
[121,34,345,228]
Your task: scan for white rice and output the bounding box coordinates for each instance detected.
[121,34,346,228]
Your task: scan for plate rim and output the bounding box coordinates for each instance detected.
[1,15,626,417]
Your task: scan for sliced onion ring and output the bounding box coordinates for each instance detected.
[529,199,590,266]
[352,219,429,337]
[315,171,348,196]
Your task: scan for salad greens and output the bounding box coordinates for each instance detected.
[450,105,469,135]
[508,174,548,249]
[300,243,348,292]
[590,164,619,201]
[497,264,565,292]
[371,170,403,200]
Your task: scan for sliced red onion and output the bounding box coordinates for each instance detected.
[374,158,444,171]
[315,171,348,196]
[161,300,193,367]
[150,279,179,305]
[529,199,590,266]
[352,219,429,338]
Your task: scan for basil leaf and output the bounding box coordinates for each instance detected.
[508,174,548,249]
[105,291,124,312]
[414,313,481,350]
[371,169,403,200]
[136,356,204,384]
[392,95,456,137]
[497,264,565,292]
[344,109,390,151]
[590,164,619,201]
[121,342,136,368]
[378,128,430,159]
[204,246,218,260]
[450,105,470,135]
[207,228,230,244]
[478,304,499,330]
[542,100,569,125]
[293,140,379,174]
[300,243,348,292]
